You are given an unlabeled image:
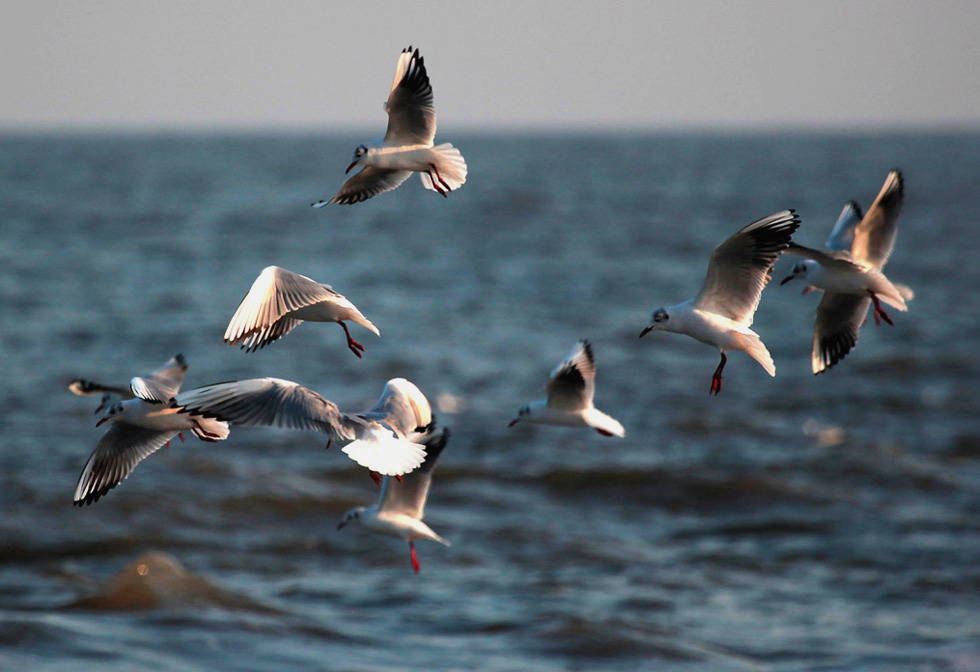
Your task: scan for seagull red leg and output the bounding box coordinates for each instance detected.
[178,432,185,442]
[429,163,452,192]
[191,420,223,440]
[339,322,365,358]
[410,541,420,573]
[426,168,448,197]
[868,290,894,327]
[709,352,727,396]
[369,471,382,486]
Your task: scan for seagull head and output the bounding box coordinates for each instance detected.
[337,507,365,530]
[508,404,532,428]
[780,260,815,287]
[96,401,125,427]
[639,307,669,338]
[346,144,369,173]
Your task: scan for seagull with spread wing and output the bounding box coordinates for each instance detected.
[73,355,230,506]
[223,266,379,358]
[780,169,912,373]
[508,340,625,437]
[338,428,451,574]
[639,210,801,395]
[173,377,433,478]
[314,46,467,205]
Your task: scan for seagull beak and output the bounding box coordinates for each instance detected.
[336,521,347,530]
[345,161,358,174]
[639,326,654,338]
[779,275,795,286]
[508,419,519,428]
[96,417,109,427]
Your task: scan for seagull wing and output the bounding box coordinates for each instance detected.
[851,169,903,268]
[379,428,449,520]
[783,243,865,271]
[545,340,595,411]
[326,167,413,205]
[223,266,342,351]
[825,201,863,252]
[360,378,433,439]
[812,292,871,375]
[695,210,800,325]
[384,47,436,146]
[174,378,354,441]
[130,354,188,403]
[68,379,133,398]
[73,423,179,506]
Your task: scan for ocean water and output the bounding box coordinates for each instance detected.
[0,132,978,671]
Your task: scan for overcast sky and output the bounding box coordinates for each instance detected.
[3,1,979,132]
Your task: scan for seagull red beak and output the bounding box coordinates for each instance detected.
[508,419,519,428]
[336,521,347,530]
[96,417,109,427]
[345,161,358,174]
[639,326,654,338]
[779,275,794,286]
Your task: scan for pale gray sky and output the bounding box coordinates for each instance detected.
[3,1,979,131]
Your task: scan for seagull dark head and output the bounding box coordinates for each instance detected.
[508,404,531,428]
[346,144,369,174]
[639,307,669,338]
[780,260,815,286]
[96,401,125,427]
[337,507,365,530]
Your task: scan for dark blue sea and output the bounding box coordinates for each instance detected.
[1,132,978,671]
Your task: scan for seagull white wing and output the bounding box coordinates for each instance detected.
[851,169,903,269]
[826,201,863,252]
[378,428,449,520]
[360,378,433,439]
[545,340,595,411]
[326,167,413,205]
[812,292,871,374]
[384,46,436,146]
[695,210,801,325]
[174,378,355,441]
[224,266,343,351]
[130,354,188,404]
[784,242,866,271]
[73,423,179,506]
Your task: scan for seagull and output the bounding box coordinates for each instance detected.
[508,340,625,437]
[74,355,231,506]
[173,377,432,477]
[639,210,801,395]
[338,428,451,574]
[313,46,467,206]
[780,169,912,373]
[223,266,380,358]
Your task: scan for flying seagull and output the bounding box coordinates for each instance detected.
[640,210,801,395]
[174,377,433,478]
[338,428,451,574]
[223,266,379,358]
[73,354,230,506]
[509,340,625,437]
[780,169,912,373]
[313,46,467,205]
